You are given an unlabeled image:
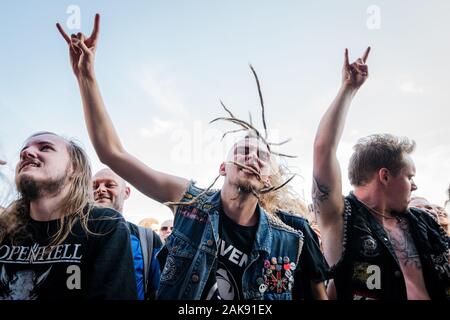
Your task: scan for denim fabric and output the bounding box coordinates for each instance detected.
[157,182,304,300]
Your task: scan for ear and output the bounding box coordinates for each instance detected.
[219,162,226,176]
[124,186,131,200]
[378,168,390,186]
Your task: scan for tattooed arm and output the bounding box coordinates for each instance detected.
[312,47,370,265]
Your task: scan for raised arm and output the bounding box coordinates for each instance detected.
[57,14,189,205]
[312,47,370,265]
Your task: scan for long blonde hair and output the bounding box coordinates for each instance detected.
[0,132,94,246]
[259,156,309,217]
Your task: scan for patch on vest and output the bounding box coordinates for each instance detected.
[431,253,450,280]
[161,256,177,282]
[178,207,209,223]
[352,262,372,283]
[352,291,377,300]
[259,257,295,294]
[360,235,380,258]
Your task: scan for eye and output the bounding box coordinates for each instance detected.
[235,147,247,156]
[259,151,270,162]
[40,145,54,151]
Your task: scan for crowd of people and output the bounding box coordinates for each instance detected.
[0,14,448,300]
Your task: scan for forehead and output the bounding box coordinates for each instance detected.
[161,220,173,227]
[93,170,122,184]
[402,154,416,173]
[233,137,269,153]
[23,134,68,151]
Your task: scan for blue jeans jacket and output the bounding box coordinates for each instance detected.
[157,183,304,300]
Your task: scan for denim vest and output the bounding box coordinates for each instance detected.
[157,183,304,300]
[331,193,450,300]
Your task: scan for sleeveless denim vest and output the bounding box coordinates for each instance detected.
[157,182,304,300]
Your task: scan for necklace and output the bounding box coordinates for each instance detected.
[357,198,397,220]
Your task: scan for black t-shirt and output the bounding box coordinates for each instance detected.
[0,207,137,300]
[203,209,257,300]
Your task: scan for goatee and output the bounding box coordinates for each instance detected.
[18,175,67,201]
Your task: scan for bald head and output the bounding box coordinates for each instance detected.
[93,168,130,213]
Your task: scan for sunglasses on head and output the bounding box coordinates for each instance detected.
[161,226,173,231]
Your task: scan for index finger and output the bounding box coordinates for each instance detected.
[362,46,371,63]
[89,14,101,42]
[56,22,71,44]
[344,48,350,68]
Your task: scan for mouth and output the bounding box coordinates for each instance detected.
[241,164,260,175]
[95,195,111,202]
[19,160,41,172]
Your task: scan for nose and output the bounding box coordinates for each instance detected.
[411,179,417,191]
[20,147,37,161]
[246,151,259,165]
[95,183,107,194]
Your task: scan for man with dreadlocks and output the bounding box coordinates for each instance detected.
[57,14,328,300]
[0,132,137,300]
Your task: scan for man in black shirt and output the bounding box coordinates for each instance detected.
[0,132,137,300]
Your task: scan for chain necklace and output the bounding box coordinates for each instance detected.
[357,198,398,220]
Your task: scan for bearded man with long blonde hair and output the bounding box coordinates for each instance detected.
[0,132,137,300]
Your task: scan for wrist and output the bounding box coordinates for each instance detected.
[339,84,359,98]
[76,70,96,84]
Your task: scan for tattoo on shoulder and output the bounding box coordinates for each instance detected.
[312,177,331,215]
[312,177,330,202]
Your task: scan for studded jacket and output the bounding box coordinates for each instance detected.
[156,182,304,300]
[331,193,450,300]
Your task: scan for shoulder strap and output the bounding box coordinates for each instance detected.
[138,226,154,297]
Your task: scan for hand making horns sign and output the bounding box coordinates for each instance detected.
[56,13,100,78]
[342,47,371,90]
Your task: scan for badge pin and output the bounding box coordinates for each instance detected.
[259,284,268,293]
[360,235,380,258]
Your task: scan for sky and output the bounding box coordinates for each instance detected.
[0,1,449,224]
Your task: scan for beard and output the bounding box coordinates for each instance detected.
[17,173,68,201]
[236,177,267,197]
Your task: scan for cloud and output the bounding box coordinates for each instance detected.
[139,117,178,138]
[137,68,186,115]
[400,81,425,95]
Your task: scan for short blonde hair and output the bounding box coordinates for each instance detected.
[349,134,415,187]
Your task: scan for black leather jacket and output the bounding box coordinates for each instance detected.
[331,193,450,300]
